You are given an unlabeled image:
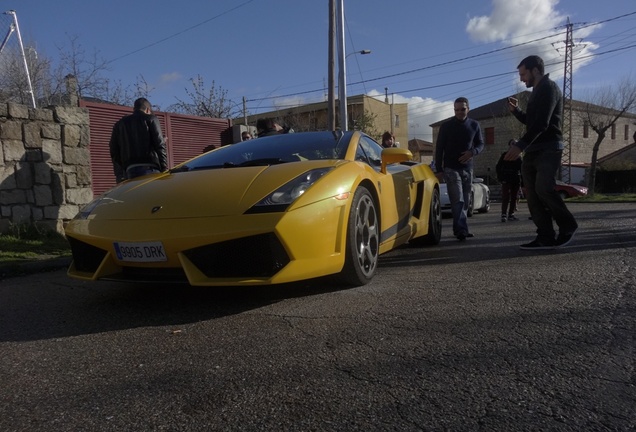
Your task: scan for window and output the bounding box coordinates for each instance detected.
[583,122,589,138]
[611,124,616,140]
[357,136,383,168]
[484,127,495,145]
[394,114,400,128]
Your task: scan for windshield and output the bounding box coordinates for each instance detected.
[173,131,354,172]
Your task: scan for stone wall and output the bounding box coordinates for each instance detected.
[0,102,93,234]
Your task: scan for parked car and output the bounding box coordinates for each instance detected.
[440,177,490,217]
[521,180,588,199]
[65,131,442,287]
[554,180,588,198]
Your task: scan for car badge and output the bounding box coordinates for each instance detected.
[151,206,163,214]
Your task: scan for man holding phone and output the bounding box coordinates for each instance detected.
[504,55,578,250]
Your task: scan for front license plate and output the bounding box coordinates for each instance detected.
[113,241,167,262]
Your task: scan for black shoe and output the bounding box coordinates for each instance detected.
[520,238,556,250]
[556,227,578,247]
[456,232,473,241]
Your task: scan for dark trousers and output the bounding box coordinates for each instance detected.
[522,150,578,241]
[126,165,160,180]
[501,182,520,216]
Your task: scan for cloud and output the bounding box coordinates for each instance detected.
[466,0,599,81]
[159,72,182,84]
[466,0,564,43]
[367,89,454,141]
[367,0,601,143]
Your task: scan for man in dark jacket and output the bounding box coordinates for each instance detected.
[504,55,578,250]
[434,96,484,241]
[496,139,523,222]
[256,118,283,137]
[109,98,167,182]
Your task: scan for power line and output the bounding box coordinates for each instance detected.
[245,10,636,105]
[106,0,257,65]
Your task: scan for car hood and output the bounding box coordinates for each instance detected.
[87,161,343,220]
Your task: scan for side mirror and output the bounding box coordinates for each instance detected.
[381,147,413,173]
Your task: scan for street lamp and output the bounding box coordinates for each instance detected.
[339,49,371,131]
[346,49,371,58]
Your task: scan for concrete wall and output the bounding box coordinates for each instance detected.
[0,102,93,234]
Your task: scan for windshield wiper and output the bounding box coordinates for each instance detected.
[235,158,285,167]
[170,165,190,173]
[172,158,286,173]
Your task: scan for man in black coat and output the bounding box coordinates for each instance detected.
[504,55,578,250]
[109,98,167,182]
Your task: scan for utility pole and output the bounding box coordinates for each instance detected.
[327,0,336,130]
[336,0,347,131]
[242,96,247,125]
[561,18,574,183]
[390,93,394,135]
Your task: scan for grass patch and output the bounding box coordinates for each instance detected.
[0,223,71,263]
[567,193,636,203]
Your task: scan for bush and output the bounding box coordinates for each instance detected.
[6,222,65,241]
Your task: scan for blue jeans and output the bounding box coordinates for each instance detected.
[522,150,578,241]
[444,167,472,236]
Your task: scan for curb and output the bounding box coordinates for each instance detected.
[0,256,72,280]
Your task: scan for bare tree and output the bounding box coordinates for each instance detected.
[51,34,111,101]
[577,77,636,195]
[0,34,152,107]
[167,75,240,118]
[0,41,53,105]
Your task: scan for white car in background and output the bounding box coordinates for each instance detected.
[440,177,490,217]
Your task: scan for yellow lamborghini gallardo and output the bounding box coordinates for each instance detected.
[65,131,441,286]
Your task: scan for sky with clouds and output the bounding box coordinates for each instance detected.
[2,0,634,141]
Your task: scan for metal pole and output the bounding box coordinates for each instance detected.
[6,10,36,108]
[0,22,15,55]
[336,0,347,131]
[327,0,336,131]
[242,96,247,125]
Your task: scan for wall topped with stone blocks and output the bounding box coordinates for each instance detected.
[0,102,93,234]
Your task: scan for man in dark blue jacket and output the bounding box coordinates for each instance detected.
[434,97,484,241]
[109,98,167,182]
[504,55,578,250]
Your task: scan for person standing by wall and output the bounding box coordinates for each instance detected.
[434,97,484,241]
[496,139,523,222]
[256,118,283,137]
[504,55,578,249]
[109,98,167,182]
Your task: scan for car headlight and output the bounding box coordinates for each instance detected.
[246,168,333,214]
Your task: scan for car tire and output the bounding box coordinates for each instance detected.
[410,186,442,246]
[339,186,379,286]
[558,190,569,199]
[479,192,491,213]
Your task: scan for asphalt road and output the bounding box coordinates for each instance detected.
[1,203,634,432]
